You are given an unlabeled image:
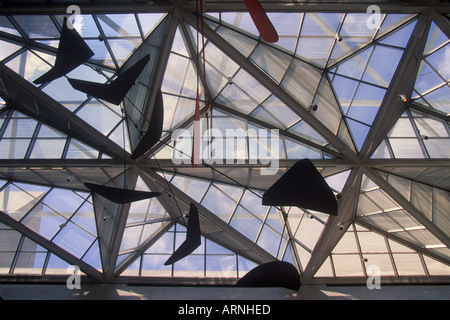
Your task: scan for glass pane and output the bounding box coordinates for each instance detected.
[30,139,66,159]
[13,15,59,39]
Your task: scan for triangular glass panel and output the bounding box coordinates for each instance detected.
[107,119,131,153]
[215,23,258,58]
[378,14,416,36]
[347,118,371,151]
[170,174,211,203]
[361,45,404,88]
[423,21,449,55]
[371,139,392,159]
[379,19,417,48]
[137,13,166,37]
[287,119,330,148]
[75,99,122,137]
[0,40,22,62]
[414,60,445,95]
[0,181,50,221]
[327,12,380,65]
[5,49,56,84]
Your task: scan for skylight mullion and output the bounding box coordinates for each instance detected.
[352,223,369,278]
[324,13,345,68]
[405,108,430,159]
[7,233,24,275]
[224,187,244,225]
[422,57,449,84]
[134,13,145,41]
[24,122,43,160]
[92,15,119,70]
[291,12,305,55]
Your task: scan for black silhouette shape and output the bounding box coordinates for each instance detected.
[262,158,338,216]
[68,54,150,105]
[84,182,160,204]
[131,88,164,159]
[164,203,201,265]
[34,17,94,84]
[236,261,301,291]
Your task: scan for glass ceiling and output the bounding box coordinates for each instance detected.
[0,1,449,286]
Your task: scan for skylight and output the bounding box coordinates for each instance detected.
[0,2,449,286]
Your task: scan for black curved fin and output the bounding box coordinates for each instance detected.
[262,158,338,216]
[236,261,300,291]
[84,182,160,204]
[68,54,150,105]
[164,203,201,266]
[131,89,164,159]
[34,17,94,84]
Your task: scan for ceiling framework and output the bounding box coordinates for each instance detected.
[0,1,449,287]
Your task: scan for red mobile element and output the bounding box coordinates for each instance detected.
[243,0,279,43]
